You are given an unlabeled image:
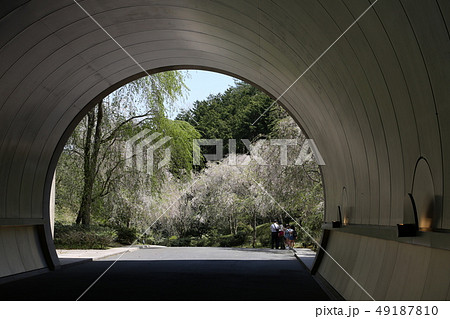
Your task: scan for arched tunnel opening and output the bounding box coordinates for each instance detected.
[51,68,325,250]
[46,68,328,301]
[1,0,450,301]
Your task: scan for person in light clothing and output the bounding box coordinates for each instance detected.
[278,222,286,249]
[290,225,297,249]
[283,224,291,249]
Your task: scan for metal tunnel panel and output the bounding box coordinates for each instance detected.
[318,231,450,300]
[0,226,47,278]
[0,0,449,299]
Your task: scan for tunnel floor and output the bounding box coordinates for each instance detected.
[0,247,330,301]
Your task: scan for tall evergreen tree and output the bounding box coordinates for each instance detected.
[176,81,287,155]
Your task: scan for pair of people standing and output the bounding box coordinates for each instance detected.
[270,220,280,249]
[283,224,297,249]
[270,220,297,249]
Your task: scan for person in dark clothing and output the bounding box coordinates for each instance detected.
[270,220,280,249]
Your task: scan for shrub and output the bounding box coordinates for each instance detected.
[300,211,323,246]
[54,223,117,249]
[256,223,271,247]
[237,222,253,233]
[217,231,248,247]
[168,236,191,247]
[190,236,204,247]
[115,226,138,245]
[190,235,217,247]
[154,237,169,246]
[140,234,155,245]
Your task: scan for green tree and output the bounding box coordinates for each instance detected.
[159,118,201,178]
[56,74,324,249]
[176,81,287,156]
[250,116,324,243]
[58,71,188,226]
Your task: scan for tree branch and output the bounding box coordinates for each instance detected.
[101,111,153,144]
[301,164,321,183]
[94,158,125,200]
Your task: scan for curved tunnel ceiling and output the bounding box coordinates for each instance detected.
[1,0,450,299]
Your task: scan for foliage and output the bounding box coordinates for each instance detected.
[189,236,211,247]
[159,118,201,178]
[247,116,324,227]
[168,236,192,247]
[176,81,287,156]
[55,75,324,250]
[55,152,83,224]
[55,71,190,226]
[255,223,272,247]
[160,232,250,248]
[54,223,117,249]
[114,226,138,245]
[217,232,250,247]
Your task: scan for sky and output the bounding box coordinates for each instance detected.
[171,70,238,118]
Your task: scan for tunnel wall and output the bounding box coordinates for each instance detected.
[0,226,47,278]
[317,230,450,300]
[0,0,449,299]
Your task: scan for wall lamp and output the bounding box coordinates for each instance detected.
[332,206,343,228]
[397,193,419,237]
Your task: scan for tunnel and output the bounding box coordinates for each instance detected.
[1,0,450,300]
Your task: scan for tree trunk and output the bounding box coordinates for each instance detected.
[252,211,257,248]
[76,100,104,225]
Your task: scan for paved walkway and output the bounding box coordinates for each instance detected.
[57,246,145,266]
[0,247,328,301]
[293,248,318,270]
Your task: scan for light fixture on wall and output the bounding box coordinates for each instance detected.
[332,206,343,228]
[397,193,419,237]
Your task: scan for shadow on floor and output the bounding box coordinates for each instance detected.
[0,259,329,301]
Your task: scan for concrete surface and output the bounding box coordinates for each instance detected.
[318,231,450,300]
[0,247,329,301]
[57,247,140,267]
[293,248,317,270]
